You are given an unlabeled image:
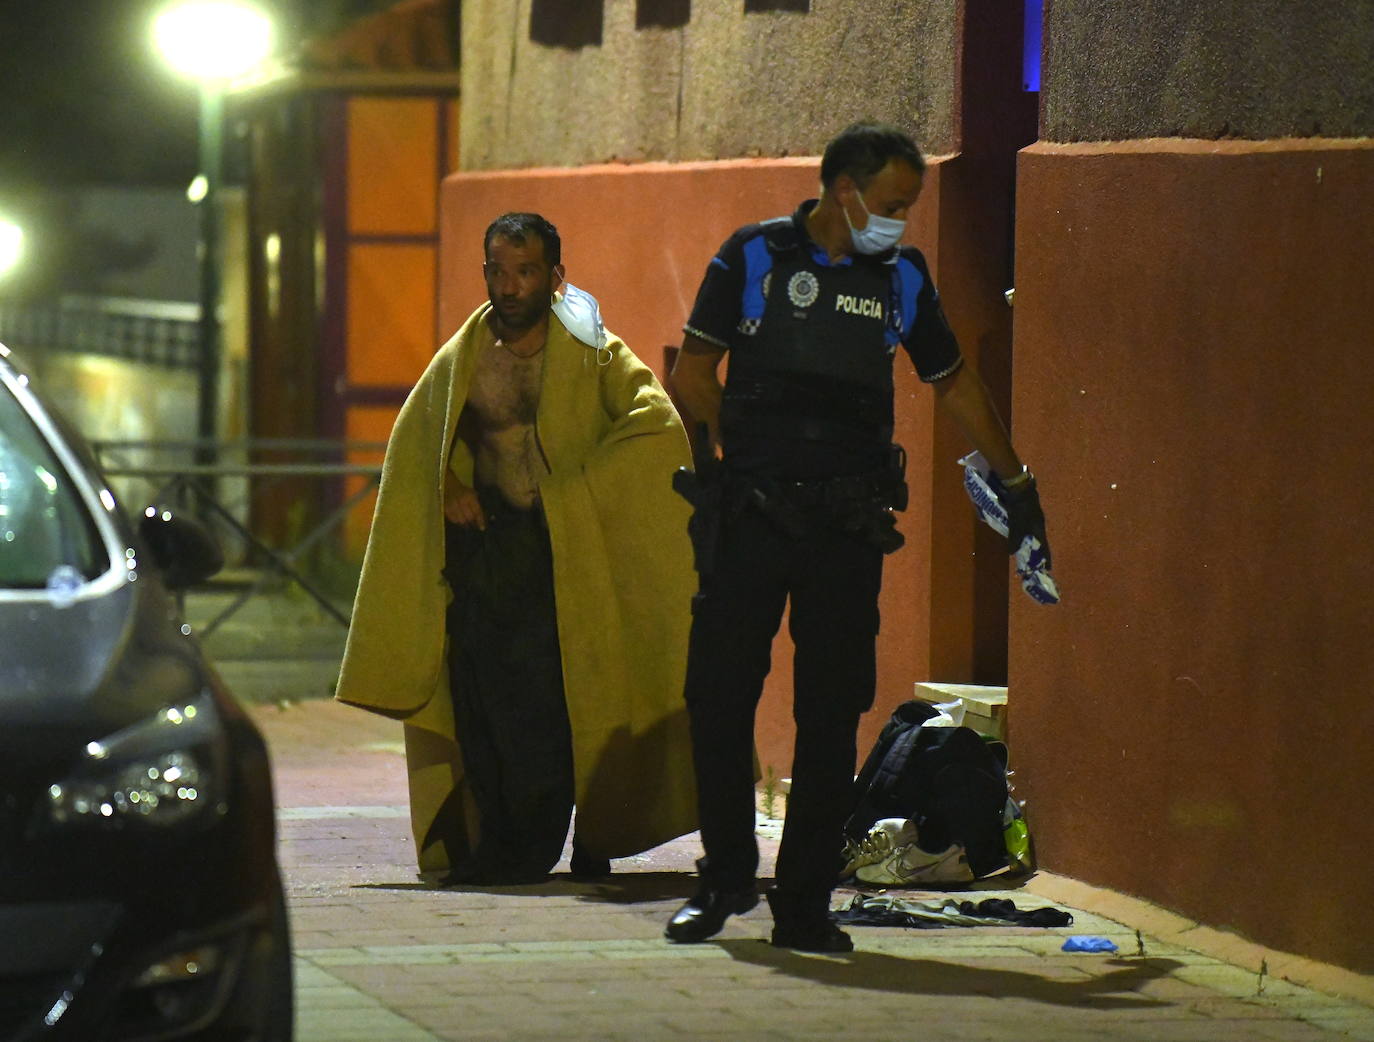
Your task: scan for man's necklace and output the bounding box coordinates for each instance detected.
[496,335,544,359]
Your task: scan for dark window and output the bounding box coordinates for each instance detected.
[530,0,603,48]
[637,0,690,29]
[744,0,809,12]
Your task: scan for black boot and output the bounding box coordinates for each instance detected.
[766,887,853,953]
[569,838,612,879]
[665,883,759,943]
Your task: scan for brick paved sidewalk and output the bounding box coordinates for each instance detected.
[251,698,1374,1042]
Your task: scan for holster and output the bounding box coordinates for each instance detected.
[673,422,726,577]
[673,466,723,577]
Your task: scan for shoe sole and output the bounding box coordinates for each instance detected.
[770,938,855,953]
[770,929,854,953]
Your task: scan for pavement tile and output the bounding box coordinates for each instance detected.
[293,986,390,1010]
[239,698,1374,1042]
[1309,1017,1374,1042]
[296,1012,438,1042]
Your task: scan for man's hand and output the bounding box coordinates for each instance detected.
[444,473,486,529]
[1001,476,1049,566]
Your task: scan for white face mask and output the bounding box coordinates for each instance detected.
[551,281,608,351]
[845,189,906,254]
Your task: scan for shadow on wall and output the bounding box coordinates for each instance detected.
[530,0,603,47]
[528,0,812,48]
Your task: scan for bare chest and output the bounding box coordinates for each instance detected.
[465,342,544,430]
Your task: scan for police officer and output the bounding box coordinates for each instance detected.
[664,122,1049,952]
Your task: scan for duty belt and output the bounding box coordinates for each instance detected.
[774,472,891,508]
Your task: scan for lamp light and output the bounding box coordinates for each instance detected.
[0,219,22,279]
[151,1,274,84]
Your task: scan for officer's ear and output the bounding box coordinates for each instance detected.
[550,263,565,297]
[832,173,865,218]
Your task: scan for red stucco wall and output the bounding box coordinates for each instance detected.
[1011,138,1374,973]
[438,157,1004,778]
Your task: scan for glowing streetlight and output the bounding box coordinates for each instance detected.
[151,1,274,466]
[0,219,22,279]
[151,1,274,83]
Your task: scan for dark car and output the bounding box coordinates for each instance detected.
[0,343,292,1041]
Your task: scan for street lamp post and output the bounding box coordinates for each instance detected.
[152,0,273,467]
[194,84,224,469]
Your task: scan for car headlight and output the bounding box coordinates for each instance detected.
[42,696,228,831]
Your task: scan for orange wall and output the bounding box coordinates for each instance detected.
[1011,138,1374,973]
[340,95,450,392]
[332,94,457,555]
[438,157,1004,777]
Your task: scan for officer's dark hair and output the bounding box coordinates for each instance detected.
[483,212,561,268]
[819,122,926,190]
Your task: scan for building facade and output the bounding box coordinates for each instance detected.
[426,0,1373,975]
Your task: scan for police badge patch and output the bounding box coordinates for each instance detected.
[787,270,820,308]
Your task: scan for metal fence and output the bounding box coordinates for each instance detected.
[2,296,389,636]
[93,438,385,636]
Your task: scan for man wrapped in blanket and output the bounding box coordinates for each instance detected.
[337,213,698,885]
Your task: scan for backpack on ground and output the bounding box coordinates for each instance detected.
[841,700,1032,885]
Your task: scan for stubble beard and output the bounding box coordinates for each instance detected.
[491,291,551,342]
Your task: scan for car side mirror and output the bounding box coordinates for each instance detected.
[138,507,225,590]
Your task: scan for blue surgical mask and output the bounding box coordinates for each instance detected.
[845,191,906,254]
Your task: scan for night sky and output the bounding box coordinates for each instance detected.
[0,0,404,189]
[0,0,202,188]
[0,1,404,300]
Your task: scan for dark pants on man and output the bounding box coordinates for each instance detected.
[444,489,573,879]
[683,497,883,917]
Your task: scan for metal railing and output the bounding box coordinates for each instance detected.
[93,438,385,636]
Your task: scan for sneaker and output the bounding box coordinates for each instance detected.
[840,818,920,879]
[854,842,973,886]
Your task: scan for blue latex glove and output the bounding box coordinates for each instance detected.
[959,452,1060,605]
[1061,935,1119,953]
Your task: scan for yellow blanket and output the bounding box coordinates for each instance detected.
[336,303,699,871]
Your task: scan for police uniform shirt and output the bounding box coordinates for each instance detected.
[684,200,963,478]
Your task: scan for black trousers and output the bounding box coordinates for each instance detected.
[444,489,574,876]
[683,500,883,913]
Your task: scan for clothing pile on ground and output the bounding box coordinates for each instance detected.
[835,893,1072,929]
[840,699,1033,889]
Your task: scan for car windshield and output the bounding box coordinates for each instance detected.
[0,380,107,589]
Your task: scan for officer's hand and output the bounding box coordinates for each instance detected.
[444,474,486,529]
[1002,477,1049,566]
